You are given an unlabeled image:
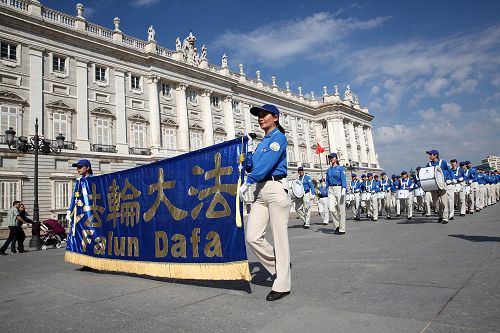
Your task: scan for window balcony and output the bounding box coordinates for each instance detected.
[302,163,310,168]
[288,161,298,167]
[129,147,151,156]
[91,144,117,153]
[314,163,321,169]
[47,139,75,150]
[0,134,6,144]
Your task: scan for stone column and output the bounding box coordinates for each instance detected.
[28,47,43,136]
[243,103,252,134]
[365,126,377,167]
[332,117,348,164]
[175,82,189,152]
[356,124,368,165]
[346,120,359,163]
[200,89,214,146]
[314,122,324,147]
[75,59,90,151]
[222,96,235,139]
[326,118,336,154]
[147,75,161,153]
[115,70,128,154]
[304,120,312,164]
[290,116,300,163]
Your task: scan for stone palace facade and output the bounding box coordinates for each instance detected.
[0,1,380,226]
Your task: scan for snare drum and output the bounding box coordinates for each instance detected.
[454,183,463,193]
[346,193,354,202]
[414,188,424,197]
[419,166,446,191]
[397,189,410,199]
[290,179,304,199]
[377,192,386,199]
[361,192,372,201]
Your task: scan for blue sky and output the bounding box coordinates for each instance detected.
[43,0,500,172]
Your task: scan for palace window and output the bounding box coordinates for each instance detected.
[54,180,72,209]
[0,180,20,211]
[287,147,295,162]
[300,148,307,163]
[95,66,106,82]
[190,130,203,150]
[162,126,177,150]
[96,118,111,145]
[232,100,241,114]
[283,114,290,126]
[161,83,171,98]
[52,112,67,139]
[0,104,17,133]
[297,118,303,129]
[52,55,66,73]
[130,123,146,148]
[214,134,226,144]
[211,96,220,108]
[131,75,141,90]
[0,41,17,61]
[187,90,198,103]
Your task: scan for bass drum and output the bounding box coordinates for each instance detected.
[419,166,445,191]
[289,179,304,199]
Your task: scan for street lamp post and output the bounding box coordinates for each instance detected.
[5,118,64,249]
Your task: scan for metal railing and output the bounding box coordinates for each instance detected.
[129,147,151,156]
[47,139,75,150]
[91,144,117,153]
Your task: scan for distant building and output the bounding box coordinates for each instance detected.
[475,155,500,171]
[0,1,381,226]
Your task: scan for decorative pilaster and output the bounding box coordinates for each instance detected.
[200,90,214,146]
[290,116,300,164]
[114,70,127,153]
[365,126,378,167]
[243,103,252,134]
[175,82,189,152]
[346,120,359,163]
[75,59,90,151]
[326,118,336,154]
[28,47,43,136]
[304,120,312,164]
[222,96,235,139]
[332,117,348,164]
[148,75,161,152]
[356,124,368,165]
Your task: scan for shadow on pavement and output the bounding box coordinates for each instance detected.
[396,218,438,224]
[448,234,500,242]
[77,265,253,293]
[249,261,274,287]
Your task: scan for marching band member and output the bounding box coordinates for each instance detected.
[350,173,362,220]
[465,161,479,212]
[362,173,380,221]
[486,171,495,206]
[462,161,475,214]
[374,174,382,216]
[476,168,487,210]
[391,174,399,215]
[240,103,291,301]
[447,159,460,220]
[379,172,393,219]
[295,166,314,229]
[449,159,465,218]
[413,167,425,215]
[399,171,414,220]
[326,152,347,234]
[456,162,467,216]
[316,179,330,225]
[426,149,452,224]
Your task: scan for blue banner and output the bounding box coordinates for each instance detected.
[65,138,250,281]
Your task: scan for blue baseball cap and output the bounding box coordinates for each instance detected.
[459,161,465,166]
[328,152,338,158]
[426,149,439,155]
[401,171,408,175]
[250,104,280,117]
[381,172,386,176]
[361,174,367,178]
[391,174,397,178]
[298,166,304,171]
[465,160,471,164]
[450,159,457,163]
[351,173,357,177]
[367,172,373,177]
[72,159,91,167]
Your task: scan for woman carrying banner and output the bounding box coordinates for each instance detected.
[239,103,291,302]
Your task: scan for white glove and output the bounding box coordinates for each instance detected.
[458,177,463,182]
[446,179,452,184]
[239,184,249,201]
[341,188,346,196]
[452,179,457,184]
[246,133,254,153]
[468,179,473,184]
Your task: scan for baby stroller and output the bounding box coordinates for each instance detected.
[40,219,67,250]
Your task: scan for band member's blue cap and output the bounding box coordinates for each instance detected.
[450,159,457,163]
[298,166,304,171]
[391,174,397,178]
[351,173,357,177]
[465,160,471,164]
[381,172,386,175]
[72,159,91,167]
[328,152,338,158]
[367,172,373,177]
[361,174,366,177]
[460,161,465,166]
[426,149,439,155]
[401,171,408,175]
[250,104,280,117]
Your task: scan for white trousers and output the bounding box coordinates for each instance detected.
[317,197,329,224]
[246,179,291,292]
[294,192,311,225]
[431,189,448,222]
[328,186,346,232]
[381,192,392,217]
[367,194,378,220]
[398,193,413,218]
[351,192,361,218]
[446,184,455,219]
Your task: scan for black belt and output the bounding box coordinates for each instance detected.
[260,175,287,182]
[319,195,328,198]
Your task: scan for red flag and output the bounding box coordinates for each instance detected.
[316,143,325,154]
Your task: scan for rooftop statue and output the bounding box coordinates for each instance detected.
[175,37,181,51]
[147,25,155,42]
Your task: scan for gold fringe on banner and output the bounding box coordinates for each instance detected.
[65,251,251,281]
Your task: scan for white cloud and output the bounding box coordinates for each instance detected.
[213,12,390,67]
[131,0,159,7]
[441,102,461,117]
